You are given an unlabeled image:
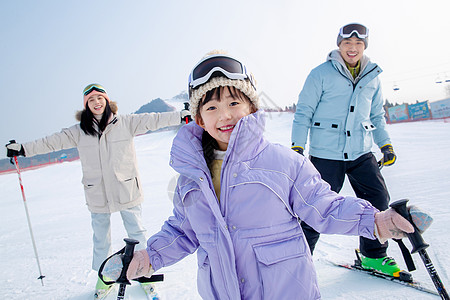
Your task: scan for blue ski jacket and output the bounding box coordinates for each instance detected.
[292,50,391,161]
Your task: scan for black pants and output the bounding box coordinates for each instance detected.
[301,152,390,258]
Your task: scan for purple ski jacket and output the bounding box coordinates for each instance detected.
[146,111,378,300]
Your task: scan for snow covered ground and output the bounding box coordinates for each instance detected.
[1,112,449,300]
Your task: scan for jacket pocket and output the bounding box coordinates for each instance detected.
[254,234,306,265]
[309,118,343,150]
[82,178,106,207]
[253,234,319,299]
[360,120,376,151]
[117,176,142,204]
[196,247,219,300]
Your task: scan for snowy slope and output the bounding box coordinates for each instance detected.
[0,112,449,300]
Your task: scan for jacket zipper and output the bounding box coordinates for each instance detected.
[351,65,378,90]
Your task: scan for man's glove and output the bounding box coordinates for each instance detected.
[291,146,304,156]
[5,140,25,157]
[379,144,396,167]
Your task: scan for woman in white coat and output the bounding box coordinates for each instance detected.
[5,83,190,297]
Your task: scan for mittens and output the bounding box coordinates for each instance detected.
[409,205,433,234]
[126,249,154,280]
[5,141,25,157]
[181,110,192,124]
[102,254,124,281]
[374,208,414,243]
[101,249,154,281]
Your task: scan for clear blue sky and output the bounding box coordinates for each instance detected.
[1,0,450,158]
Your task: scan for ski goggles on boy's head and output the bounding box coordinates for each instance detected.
[83,83,107,96]
[339,23,369,39]
[188,55,256,91]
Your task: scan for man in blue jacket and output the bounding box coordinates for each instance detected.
[291,23,399,276]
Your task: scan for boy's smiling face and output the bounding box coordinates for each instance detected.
[339,36,365,67]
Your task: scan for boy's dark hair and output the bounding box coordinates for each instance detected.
[80,102,113,136]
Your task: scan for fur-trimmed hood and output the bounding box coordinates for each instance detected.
[75,101,118,121]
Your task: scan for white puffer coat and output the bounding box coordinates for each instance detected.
[23,103,181,213]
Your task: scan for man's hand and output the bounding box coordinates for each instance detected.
[379,144,396,166]
[291,146,304,156]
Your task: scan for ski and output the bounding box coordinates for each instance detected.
[140,282,161,300]
[325,259,439,296]
[94,284,116,300]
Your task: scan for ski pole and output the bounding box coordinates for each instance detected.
[116,238,139,300]
[97,240,164,292]
[12,155,45,286]
[390,199,449,300]
[377,156,384,170]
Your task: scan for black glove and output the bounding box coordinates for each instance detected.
[291,146,304,156]
[379,144,396,166]
[5,140,25,157]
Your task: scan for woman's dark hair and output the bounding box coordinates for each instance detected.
[198,86,255,173]
[80,101,112,136]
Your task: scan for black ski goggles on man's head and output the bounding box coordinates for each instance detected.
[188,55,256,92]
[83,83,107,96]
[339,23,369,39]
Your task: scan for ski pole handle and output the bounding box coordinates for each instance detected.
[390,199,429,253]
[116,238,139,285]
[8,140,17,164]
